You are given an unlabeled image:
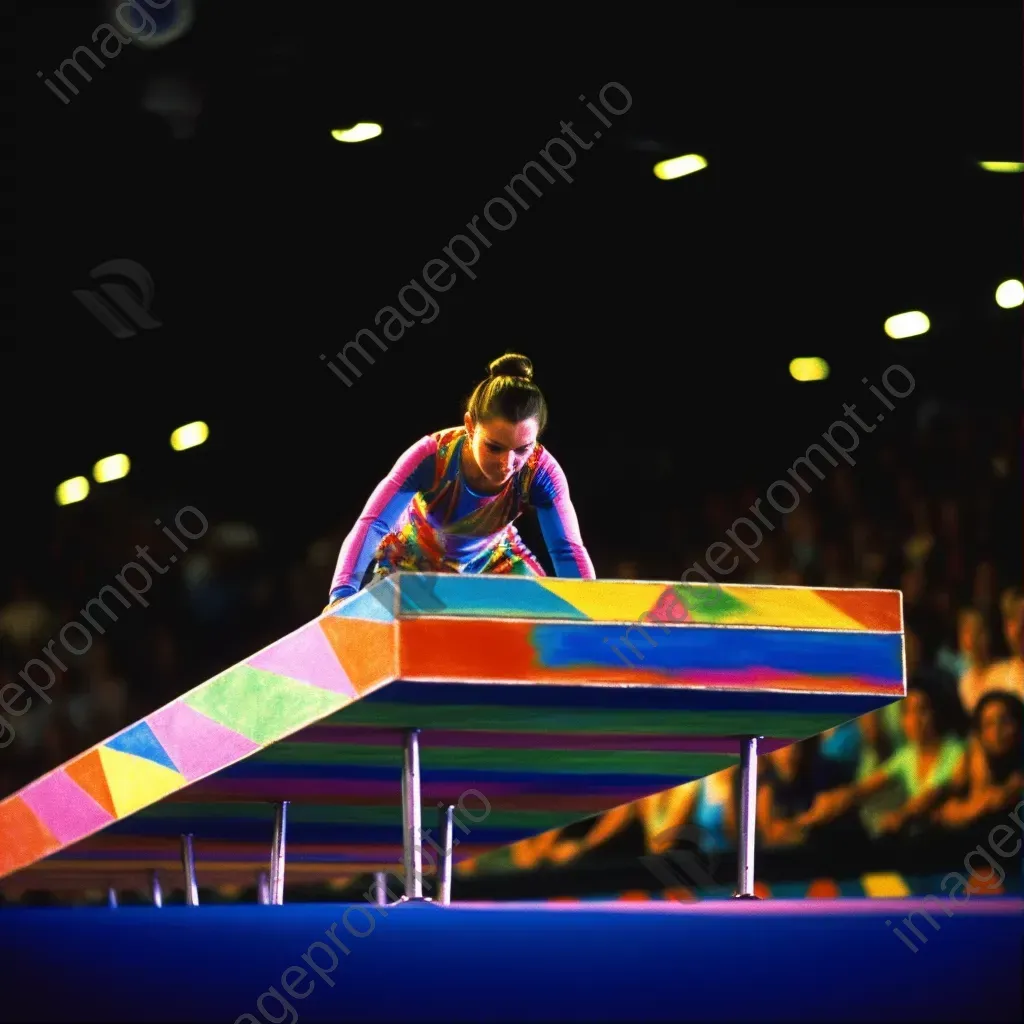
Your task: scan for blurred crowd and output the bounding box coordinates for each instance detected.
[466,404,1023,884]
[0,395,1020,891]
[477,592,1023,886]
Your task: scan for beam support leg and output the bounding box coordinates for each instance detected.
[181,834,199,906]
[735,736,762,899]
[402,729,423,900]
[437,804,454,906]
[269,800,289,906]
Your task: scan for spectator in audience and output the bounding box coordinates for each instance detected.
[980,589,1024,705]
[800,687,965,837]
[933,692,1024,829]
[677,766,737,855]
[757,742,811,849]
[971,561,1002,626]
[852,708,905,839]
[904,626,960,726]
[818,720,862,786]
[953,607,996,714]
[542,767,740,866]
[757,738,856,849]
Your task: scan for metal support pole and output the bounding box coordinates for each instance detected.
[181,833,199,906]
[373,871,387,906]
[735,736,761,899]
[269,800,289,905]
[107,886,118,908]
[437,804,454,906]
[402,728,423,899]
[150,871,163,908]
[257,871,270,905]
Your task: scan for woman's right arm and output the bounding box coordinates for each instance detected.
[934,748,1024,827]
[800,762,895,828]
[325,436,438,607]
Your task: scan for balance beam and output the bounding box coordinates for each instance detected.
[0,575,904,901]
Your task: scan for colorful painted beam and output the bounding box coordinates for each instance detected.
[0,576,904,893]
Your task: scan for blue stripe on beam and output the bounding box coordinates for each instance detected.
[534,625,904,681]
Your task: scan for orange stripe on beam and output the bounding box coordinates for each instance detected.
[817,589,902,631]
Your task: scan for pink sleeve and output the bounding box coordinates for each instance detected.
[329,435,438,600]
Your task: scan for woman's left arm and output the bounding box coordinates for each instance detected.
[528,450,596,579]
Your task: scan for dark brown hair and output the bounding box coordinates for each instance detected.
[973,691,1024,783]
[466,353,548,432]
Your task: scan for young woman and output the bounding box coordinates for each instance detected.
[953,607,995,716]
[933,692,1024,828]
[326,353,595,608]
[799,687,966,837]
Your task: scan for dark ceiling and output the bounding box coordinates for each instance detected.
[9,4,1022,542]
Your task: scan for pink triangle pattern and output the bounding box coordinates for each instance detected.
[147,700,262,781]
[246,620,359,697]
[20,769,114,843]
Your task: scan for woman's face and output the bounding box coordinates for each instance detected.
[901,690,935,745]
[464,415,539,488]
[978,699,1019,759]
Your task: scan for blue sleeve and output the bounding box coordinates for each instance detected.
[528,450,596,579]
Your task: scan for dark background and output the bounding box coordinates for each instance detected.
[11,5,1020,565]
[3,3,1021,899]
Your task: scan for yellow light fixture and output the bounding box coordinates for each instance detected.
[93,453,130,483]
[331,123,382,143]
[789,357,830,382]
[978,161,1024,173]
[170,421,209,451]
[995,279,1024,309]
[56,476,90,506]
[884,311,930,340]
[653,154,707,180]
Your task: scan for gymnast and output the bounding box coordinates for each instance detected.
[325,353,595,609]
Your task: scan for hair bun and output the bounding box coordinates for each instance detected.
[488,352,534,382]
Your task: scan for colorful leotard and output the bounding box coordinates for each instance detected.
[329,426,595,601]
